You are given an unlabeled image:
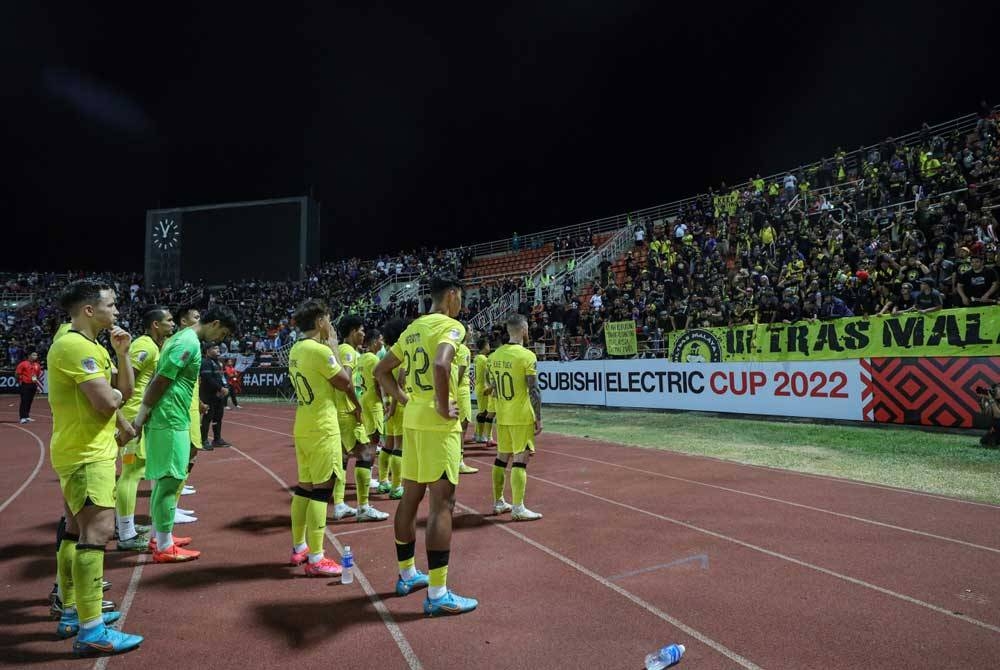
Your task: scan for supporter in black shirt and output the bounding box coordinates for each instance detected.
[957,256,999,305]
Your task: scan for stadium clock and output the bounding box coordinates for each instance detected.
[153,218,180,250]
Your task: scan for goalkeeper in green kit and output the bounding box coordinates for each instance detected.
[132,305,236,563]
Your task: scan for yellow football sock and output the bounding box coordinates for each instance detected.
[356,465,371,506]
[511,464,527,506]
[395,539,416,573]
[378,450,390,482]
[428,564,448,588]
[390,454,403,488]
[72,545,105,624]
[290,491,309,547]
[492,463,506,501]
[333,473,346,505]
[57,534,78,609]
[305,499,327,555]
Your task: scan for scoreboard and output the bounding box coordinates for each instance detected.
[144,196,320,288]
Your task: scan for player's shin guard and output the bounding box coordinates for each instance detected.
[333,465,347,505]
[151,476,184,533]
[511,462,527,506]
[492,459,507,501]
[355,460,372,506]
[391,450,403,488]
[290,487,310,549]
[378,449,390,483]
[305,488,331,555]
[427,550,450,596]
[57,532,79,609]
[72,544,105,624]
[395,538,416,575]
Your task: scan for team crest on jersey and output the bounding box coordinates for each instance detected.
[82,357,99,373]
[448,328,461,341]
[137,350,149,363]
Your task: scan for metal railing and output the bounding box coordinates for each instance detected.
[468,226,634,331]
[453,106,996,259]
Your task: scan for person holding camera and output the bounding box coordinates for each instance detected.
[977,384,1000,449]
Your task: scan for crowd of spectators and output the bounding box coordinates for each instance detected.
[514,106,1000,359]
[1,247,470,368]
[5,108,1000,367]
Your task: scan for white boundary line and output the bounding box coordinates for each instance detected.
[454,501,763,669]
[231,418,1000,635]
[0,424,47,514]
[466,456,1000,636]
[550,430,1000,510]
[93,556,147,670]
[544,448,1000,553]
[229,407,1000,510]
[230,444,423,670]
[231,416,759,668]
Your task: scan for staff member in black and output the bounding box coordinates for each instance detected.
[199,343,232,448]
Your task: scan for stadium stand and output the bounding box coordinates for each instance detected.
[2,105,998,368]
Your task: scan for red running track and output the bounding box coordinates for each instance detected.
[1,400,999,669]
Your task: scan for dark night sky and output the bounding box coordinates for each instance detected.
[3,1,996,272]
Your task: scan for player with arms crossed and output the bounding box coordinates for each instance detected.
[489,314,543,521]
[47,279,142,654]
[115,306,175,551]
[132,305,235,562]
[287,300,358,576]
[375,275,478,616]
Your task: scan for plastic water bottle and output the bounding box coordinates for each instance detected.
[341,546,354,584]
[645,644,685,669]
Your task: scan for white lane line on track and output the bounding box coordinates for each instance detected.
[550,430,1000,510]
[465,456,1000,636]
[93,556,147,670]
[228,408,1000,510]
[544,448,1000,554]
[454,501,763,669]
[231,417,1000,635]
[229,417,761,667]
[230,444,423,670]
[0,424,47,514]
[332,525,396,538]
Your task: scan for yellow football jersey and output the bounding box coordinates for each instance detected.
[47,331,116,469]
[53,322,72,342]
[487,343,537,425]
[357,351,382,407]
[455,344,471,400]
[121,335,160,421]
[473,353,491,395]
[389,313,465,432]
[289,338,344,436]
[334,343,360,414]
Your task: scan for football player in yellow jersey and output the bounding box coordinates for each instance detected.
[376,275,478,616]
[54,321,72,342]
[380,318,409,500]
[287,300,357,576]
[454,333,478,474]
[489,314,543,521]
[115,306,175,551]
[332,315,389,522]
[473,337,497,447]
[472,338,494,443]
[47,279,143,654]
[357,328,387,491]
